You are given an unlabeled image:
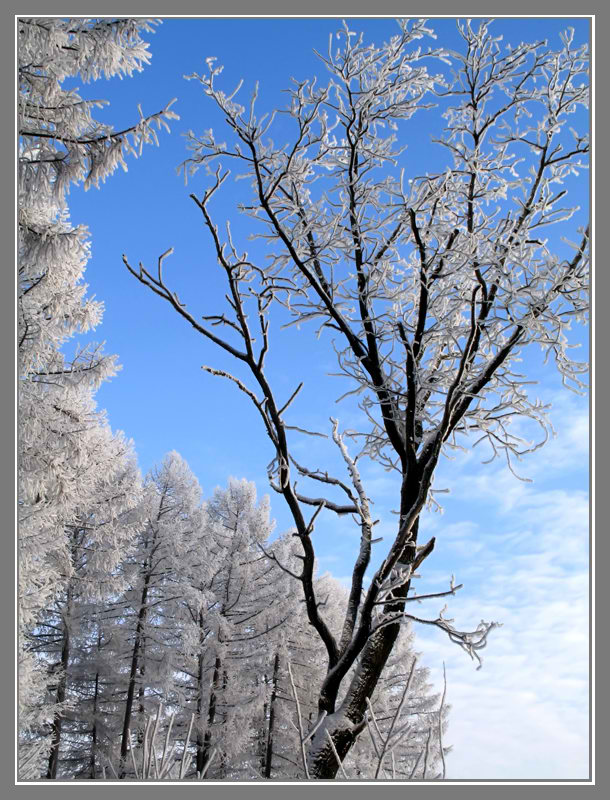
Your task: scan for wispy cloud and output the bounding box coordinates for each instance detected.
[409,458,589,779]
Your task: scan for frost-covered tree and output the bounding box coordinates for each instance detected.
[125,18,589,778]
[23,434,141,779]
[19,408,145,779]
[248,532,309,780]
[18,17,177,775]
[174,479,284,779]
[18,18,177,203]
[115,452,203,776]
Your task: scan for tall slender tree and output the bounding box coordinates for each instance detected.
[18,17,177,776]
[174,479,284,779]
[115,452,203,776]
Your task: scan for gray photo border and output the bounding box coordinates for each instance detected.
[5,2,604,798]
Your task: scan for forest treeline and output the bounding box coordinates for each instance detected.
[24,453,446,780]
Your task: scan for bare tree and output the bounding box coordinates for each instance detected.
[124,19,589,779]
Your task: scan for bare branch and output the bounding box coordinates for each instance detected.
[287,661,310,780]
[324,730,349,780]
[278,381,304,417]
[374,657,418,779]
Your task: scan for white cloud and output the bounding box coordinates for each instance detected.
[408,473,589,779]
[416,599,589,779]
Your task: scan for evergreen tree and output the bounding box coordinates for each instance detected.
[18,17,176,776]
[174,479,281,779]
[25,436,141,779]
[115,453,203,776]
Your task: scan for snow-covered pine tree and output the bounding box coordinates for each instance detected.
[114,452,203,777]
[18,17,177,777]
[23,434,142,779]
[175,479,282,780]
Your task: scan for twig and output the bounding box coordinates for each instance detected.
[149,705,162,778]
[438,663,448,780]
[365,697,384,748]
[127,729,139,778]
[369,612,500,670]
[363,706,381,759]
[302,710,328,744]
[374,657,417,779]
[105,758,118,779]
[278,381,304,416]
[256,539,302,581]
[158,713,177,779]
[306,500,326,533]
[287,661,310,779]
[141,715,152,779]
[179,713,195,778]
[404,584,464,604]
[284,424,328,438]
[324,729,349,780]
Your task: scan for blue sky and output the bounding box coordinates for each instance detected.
[64,17,590,780]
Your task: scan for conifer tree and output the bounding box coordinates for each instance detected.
[18,17,177,777]
[175,479,281,779]
[115,453,203,776]
[25,436,141,779]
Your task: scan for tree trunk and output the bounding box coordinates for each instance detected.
[90,668,99,779]
[136,641,146,746]
[218,667,229,778]
[263,652,280,779]
[199,655,221,777]
[119,574,150,774]
[306,517,421,779]
[46,591,72,780]
[195,609,209,776]
[305,623,403,778]
[260,700,268,774]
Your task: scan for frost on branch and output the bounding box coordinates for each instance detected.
[18,18,179,197]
